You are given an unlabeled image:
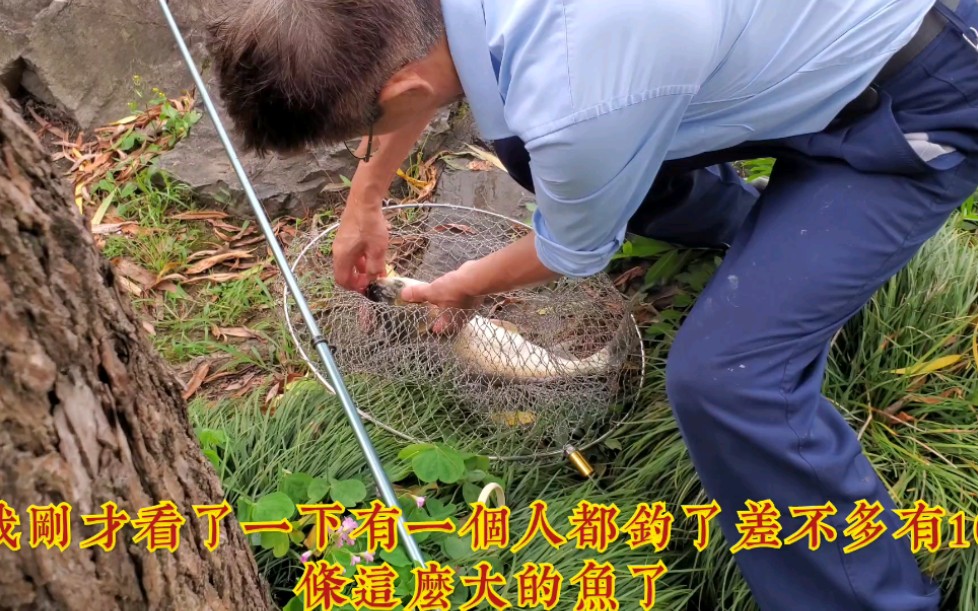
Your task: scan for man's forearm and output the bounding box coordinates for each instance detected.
[347,110,438,209]
[453,234,561,296]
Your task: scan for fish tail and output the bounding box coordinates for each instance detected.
[596,314,636,369]
[562,315,634,375]
[607,313,636,365]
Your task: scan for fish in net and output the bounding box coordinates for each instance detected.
[283,204,645,464]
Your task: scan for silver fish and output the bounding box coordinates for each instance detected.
[365,275,622,381]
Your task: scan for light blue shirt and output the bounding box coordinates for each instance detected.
[441,0,936,277]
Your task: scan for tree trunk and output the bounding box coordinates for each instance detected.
[0,95,272,610]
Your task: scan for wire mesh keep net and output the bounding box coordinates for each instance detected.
[283,204,645,461]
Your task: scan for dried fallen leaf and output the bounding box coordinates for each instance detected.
[117,276,143,296]
[230,224,256,242]
[490,411,537,427]
[227,371,260,396]
[90,191,116,227]
[613,266,645,289]
[464,144,507,171]
[73,183,85,213]
[186,249,220,262]
[467,159,495,172]
[155,281,181,294]
[182,362,210,401]
[142,321,156,336]
[231,235,266,249]
[215,326,262,340]
[972,315,978,371]
[907,395,945,405]
[181,271,251,284]
[396,168,429,189]
[92,221,138,235]
[433,223,477,235]
[202,370,237,385]
[108,114,140,126]
[207,219,244,234]
[185,250,255,275]
[170,211,229,221]
[889,355,964,376]
[112,258,157,289]
[264,379,284,410]
[213,228,236,243]
[488,297,519,317]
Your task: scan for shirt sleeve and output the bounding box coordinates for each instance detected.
[524,93,694,278]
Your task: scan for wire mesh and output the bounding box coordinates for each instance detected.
[283,203,645,461]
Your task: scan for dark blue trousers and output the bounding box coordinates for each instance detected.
[492,2,978,609]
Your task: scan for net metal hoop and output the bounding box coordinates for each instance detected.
[283,202,646,462]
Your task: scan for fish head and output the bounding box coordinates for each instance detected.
[364,275,437,338]
[365,275,426,307]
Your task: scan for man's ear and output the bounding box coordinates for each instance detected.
[378,65,435,104]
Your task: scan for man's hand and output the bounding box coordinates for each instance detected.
[400,269,485,334]
[333,202,388,293]
[331,106,439,292]
[400,237,562,333]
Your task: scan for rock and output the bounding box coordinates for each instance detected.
[433,165,535,224]
[155,93,359,219]
[2,0,207,131]
[155,92,457,219]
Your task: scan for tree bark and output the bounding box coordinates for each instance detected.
[0,95,272,610]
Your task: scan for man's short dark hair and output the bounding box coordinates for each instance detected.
[205,0,444,155]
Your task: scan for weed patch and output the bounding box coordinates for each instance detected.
[39,81,978,610]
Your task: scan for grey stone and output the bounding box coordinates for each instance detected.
[433,165,535,224]
[155,95,458,220]
[2,0,207,130]
[155,101,359,219]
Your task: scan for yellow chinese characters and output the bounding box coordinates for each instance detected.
[513,562,563,610]
[459,561,510,611]
[569,560,618,611]
[0,500,22,550]
[351,563,401,610]
[682,500,721,552]
[510,500,568,554]
[0,496,971,561]
[782,502,837,551]
[27,503,71,552]
[458,502,510,551]
[293,560,353,610]
[407,561,456,610]
[567,501,621,554]
[131,500,186,553]
[621,502,673,552]
[892,500,947,554]
[79,501,131,552]
[193,501,233,552]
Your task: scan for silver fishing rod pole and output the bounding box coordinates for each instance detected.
[156,0,425,566]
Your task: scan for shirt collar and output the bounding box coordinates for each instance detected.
[441,0,513,140]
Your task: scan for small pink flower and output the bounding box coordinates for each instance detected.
[415,496,426,509]
[342,516,358,532]
[351,555,361,566]
[300,550,312,563]
[362,551,375,562]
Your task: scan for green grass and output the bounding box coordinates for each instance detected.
[101,169,210,274]
[185,218,978,611]
[81,117,978,610]
[94,162,314,376]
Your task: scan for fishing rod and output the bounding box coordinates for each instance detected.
[155,0,426,566]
